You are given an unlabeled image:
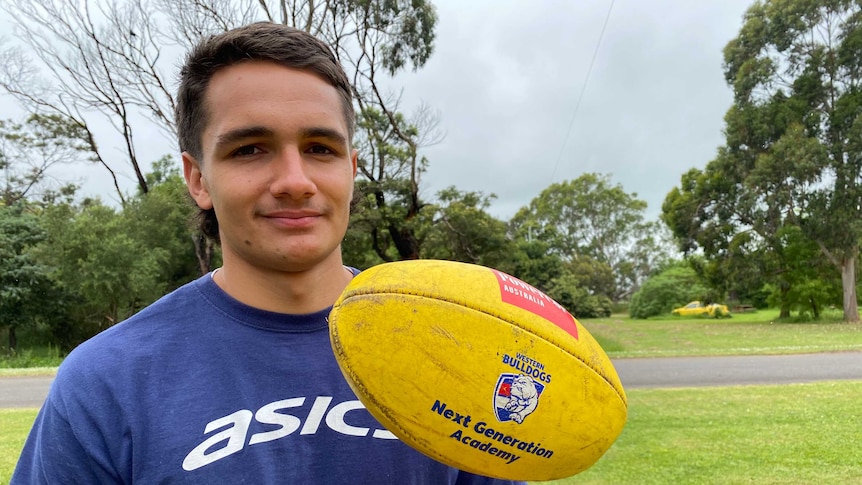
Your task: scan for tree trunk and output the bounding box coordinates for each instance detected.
[810,297,820,319]
[388,224,419,260]
[8,326,17,351]
[370,228,393,263]
[779,284,791,319]
[841,256,860,323]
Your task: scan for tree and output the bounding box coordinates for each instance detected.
[125,157,218,287]
[662,163,801,316]
[503,239,567,292]
[17,159,214,349]
[35,200,171,347]
[343,185,514,270]
[0,202,54,349]
[764,226,840,318]
[544,268,613,319]
[0,115,85,205]
[509,173,669,301]
[617,221,677,298]
[420,187,511,268]
[718,0,862,322]
[350,107,439,261]
[0,0,176,202]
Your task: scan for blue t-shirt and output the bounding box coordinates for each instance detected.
[12,273,523,484]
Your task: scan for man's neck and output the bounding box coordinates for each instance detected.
[212,256,354,314]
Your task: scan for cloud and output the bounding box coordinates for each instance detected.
[391,0,753,220]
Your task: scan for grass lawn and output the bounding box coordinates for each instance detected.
[0,368,59,377]
[0,409,38,484]
[548,380,862,485]
[3,382,861,484]
[581,310,862,358]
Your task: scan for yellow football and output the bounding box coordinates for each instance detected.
[329,260,627,481]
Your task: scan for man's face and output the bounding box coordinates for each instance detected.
[184,61,357,274]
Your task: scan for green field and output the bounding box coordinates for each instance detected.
[0,409,37,485]
[557,381,862,485]
[3,310,862,483]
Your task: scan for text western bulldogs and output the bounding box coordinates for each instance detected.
[501,354,551,383]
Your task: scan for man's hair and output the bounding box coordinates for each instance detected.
[175,22,355,243]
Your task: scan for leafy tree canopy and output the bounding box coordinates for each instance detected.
[510,173,670,301]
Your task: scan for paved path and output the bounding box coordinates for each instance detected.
[3,352,862,408]
[0,376,55,408]
[613,351,862,389]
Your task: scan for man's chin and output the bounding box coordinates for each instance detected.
[263,248,340,273]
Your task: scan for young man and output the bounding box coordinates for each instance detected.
[12,23,523,484]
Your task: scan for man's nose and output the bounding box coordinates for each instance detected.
[270,147,316,199]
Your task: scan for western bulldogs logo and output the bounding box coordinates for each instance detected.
[494,374,544,424]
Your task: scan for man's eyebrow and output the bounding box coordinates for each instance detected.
[215,126,275,150]
[302,127,348,147]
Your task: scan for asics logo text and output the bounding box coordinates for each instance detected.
[182,396,395,471]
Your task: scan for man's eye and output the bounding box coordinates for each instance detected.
[307,145,334,155]
[232,145,262,157]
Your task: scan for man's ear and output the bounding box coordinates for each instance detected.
[182,152,213,210]
[350,149,358,177]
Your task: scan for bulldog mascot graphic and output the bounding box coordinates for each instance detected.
[494,374,544,424]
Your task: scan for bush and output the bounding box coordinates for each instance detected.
[629,265,708,319]
[545,273,612,318]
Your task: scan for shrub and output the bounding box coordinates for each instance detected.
[545,273,613,318]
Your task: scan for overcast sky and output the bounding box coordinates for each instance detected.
[395,0,755,220]
[1,0,755,221]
